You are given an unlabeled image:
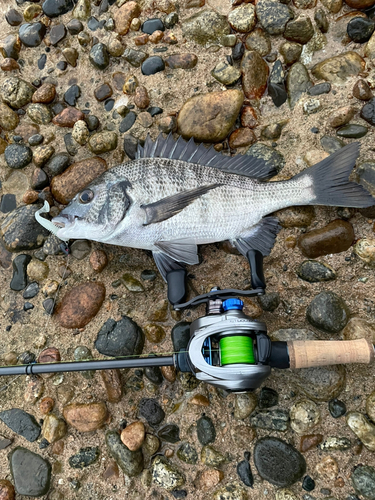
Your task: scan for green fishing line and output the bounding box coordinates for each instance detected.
[219,336,255,365]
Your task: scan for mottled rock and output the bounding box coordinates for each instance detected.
[194,469,224,491]
[0,480,15,500]
[114,1,141,35]
[50,156,107,204]
[315,455,338,480]
[311,52,365,84]
[106,430,144,476]
[284,17,314,45]
[72,0,91,20]
[88,131,118,154]
[234,392,257,419]
[241,50,269,100]
[201,445,227,467]
[0,77,34,109]
[181,9,230,46]
[290,399,320,434]
[72,120,89,145]
[177,442,198,464]
[250,409,289,431]
[139,398,165,426]
[351,465,375,500]
[319,436,351,450]
[151,456,185,490]
[52,107,85,127]
[245,142,285,173]
[256,0,293,35]
[42,414,67,443]
[69,447,100,468]
[295,365,346,402]
[63,402,108,432]
[228,4,256,33]
[4,144,32,169]
[213,483,248,500]
[245,28,271,56]
[280,41,302,65]
[306,291,350,333]
[197,415,216,445]
[177,89,243,142]
[296,260,336,282]
[254,437,306,487]
[287,62,312,108]
[298,220,355,258]
[346,412,375,451]
[0,103,19,131]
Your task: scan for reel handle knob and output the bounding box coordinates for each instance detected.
[287,339,374,369]
[246,249,266,290]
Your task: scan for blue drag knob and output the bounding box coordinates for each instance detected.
[222,298,244,311]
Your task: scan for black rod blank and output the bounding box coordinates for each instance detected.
[0,355,175,377]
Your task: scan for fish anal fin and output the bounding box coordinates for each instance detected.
[232,217,281,257]
[153,251,185,282]
[142,184,221,225]
[154,239,199,266]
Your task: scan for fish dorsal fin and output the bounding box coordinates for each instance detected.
[142,184,221,225]
[137,133,277,181]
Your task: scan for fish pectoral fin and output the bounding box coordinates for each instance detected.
[232,217,281,257]
[141,184,221,225]
[153,251,185,282]
[154,239,199,266]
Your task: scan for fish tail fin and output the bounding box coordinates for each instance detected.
[293,142,375,208]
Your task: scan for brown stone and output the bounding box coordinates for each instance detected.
[89,249,108,272]
[134,85,150,109]
[321,0,343,12]
[342,317,375,343]
[52,107,85,127]
[121,421,145,451]
[51,440,65,455]
[134,34,149,45]
[62,47,79,67]
[33,145,55,167]
[32,83,56,104]
[276,206,315,228]
[242,298,263,318]
[39,397,55,415]
[189,394,210,406]
[114,1,141,35]
[24,375,44,404]
[165,54,198,69]
[300,433,324,452]
[241,50,269,100]
[94,83,113,102]
[55,282,106,329]
[315,456,339,480]
[63,402,108,432]
[177,89,244,142]
[353,80,373,101]
[0,138,7,155]
[100,369,122,403]
[344,0,375,8]
[0,103,19,131]
[329,105,357,127]
[149,30,164,43]
[241,106,258,128]
[158,116,177,133]
[0,58,20,71]
[163,33,178,44]
[229,128,257,149]
[103,460,120,480]
[144,324,166,343]
[298,219,354,258]
[50,156,108,205]
[194,469,224,491]
[161,365,177,383]
[0,479,15,500]
[38,347,61,364]
[311,52,366,85]
[42,414,67,443]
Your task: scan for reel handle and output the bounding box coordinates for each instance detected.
[287,339,374,369]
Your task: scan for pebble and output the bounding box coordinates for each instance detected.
[67,19,83,34]
[142,18,165,34]
[23,282,39,299]
[298,220,354,258]
[0,409,40,442]
[88,249,108,272]
[9,447,51,497]
[27,259,49,280]
[320,135,344,154]
[141,56,165,75]
[95,316,144,357]
[42,0,74,18]
[295,365,346,402]
[319,436,351,451]
[213,483,247,500]
[194,469,223,491]
[123,75,138,94]
[255,0,293,35]
[101,369,122,402]
[64,84,80,106]
[306,291,350,333]
[89,43,110,70]
[300,434,324,452]
[234,393,257,419]
[329,106,357,127]
[250,408,289,431]
[201,445,227,467]
[42,414,67,443]
[1,58,20,71]
[178,89,243,142]
[26,103,52,125]
[254,437,306,487]
[228,4,256,33]
[257,292,280,312]
[121,421,145,451]
[88,131,118,154]
[114,1,141,35]
[287,62,312,108]
[346,412,375,451]
[122,273,144,292]
[50,156,107,204]
[72,120,89,145]
[275,490,298,500]
[158,424,180,443]
[308,82,331,96]
[302,476,315,492]
[72,0,91,20]
[124,48,148,67]
[151,456,185,491]
[351,465,375,500]
[229,128,257,148]
[297,260,336,282]
[284,17,315,45]
[176,442,198,464]
[259,387,279,408]
[0,77,34,109]
[245,29,271,56]
[237,458,254,487]
[347,17,375,43]
[353,79,373,100]
[63,402,108,432]
[139,398,165,425]
[241,50,269,100]
[69,447,100,469]
[106,430,144,476]
[142,433,160,456]
[10,254,31,291]
[0,103,19,131]
[62,47,78,67]
[4,143,33,169]
[360,97,375,126]
[144,323,166,343]
[55,282,105,329]
[165,54,198,70]
[50,24,66,45]
[39,397,54,415]
[1,204,49,252]
[119,112,137,133]
[337,124,368,138]
[0,480,15,500]
[19,22,46,47]
[52,107,85,127]
[311,52,365,84]
[6,9,23,26]
[262,123,282,139]
[197,415,216,445]
[315,455,338,481]
[94,83,113,102]
[329,399,347,418]
[181,9,230,46]
[23,375,44,404]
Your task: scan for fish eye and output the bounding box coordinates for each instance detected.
[79,189,94,204]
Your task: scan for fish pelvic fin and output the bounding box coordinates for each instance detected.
[232,217,281,257]
[293,142,375,208]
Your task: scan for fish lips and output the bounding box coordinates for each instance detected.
[51,213,79,238]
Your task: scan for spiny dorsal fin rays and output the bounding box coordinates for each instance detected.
[136,133,277,181]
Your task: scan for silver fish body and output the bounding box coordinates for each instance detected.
[51,135,374,280]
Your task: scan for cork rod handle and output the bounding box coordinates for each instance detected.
[287,339,374,369]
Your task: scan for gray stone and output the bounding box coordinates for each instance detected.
[151,456,185,491]
[336,124,368,139]
[351,465,375,500]
[9,447,51,496]
[177,442,198,464]
[197,415,216,445]
[106,430,144,476]
[0,77,35,109]
[294,365,346,402]
[254,437,306,487]
[320,135,344,154]
[4,144,33,169]
[89,43,110,70]
[250,409,289,431]
[95,316,144,357]
[181,9,230,46]
[296,260,336,283]
[139,398,165,426]
[355,161,375,196]
[246,143,285,174]
[256,0,294,35]
[287,62,312,108]
[306,291,350,333]
[257,292,280,312]
[0,408,41,442]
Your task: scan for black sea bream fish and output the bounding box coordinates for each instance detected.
[50,134,374,280]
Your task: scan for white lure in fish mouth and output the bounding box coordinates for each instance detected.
[35,201,71,242]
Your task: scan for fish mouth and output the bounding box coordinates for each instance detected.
[51,213,83,230]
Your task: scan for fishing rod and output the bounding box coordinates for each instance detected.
[0,250,373,392]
